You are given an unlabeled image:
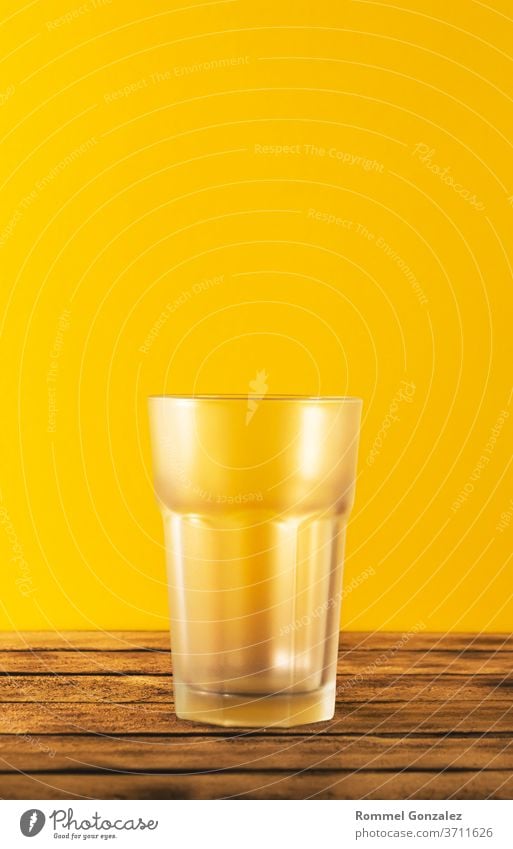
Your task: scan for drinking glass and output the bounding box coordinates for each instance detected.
[148,394,362,727]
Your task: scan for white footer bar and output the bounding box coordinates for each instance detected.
[2,799,511,848]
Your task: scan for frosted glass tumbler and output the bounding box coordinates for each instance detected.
[148,395,362,727]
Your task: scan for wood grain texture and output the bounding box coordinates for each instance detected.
[2,674,512,703]
[0,649,509,675]
[0,631,511,800]
[1,733,513,771]
[3,772,513,801]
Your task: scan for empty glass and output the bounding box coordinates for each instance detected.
[148,395,362,727]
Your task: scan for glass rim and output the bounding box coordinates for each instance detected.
[148,394,363,402]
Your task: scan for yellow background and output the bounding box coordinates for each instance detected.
[1,0,512,631]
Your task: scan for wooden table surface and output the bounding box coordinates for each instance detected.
[0,631,512,800]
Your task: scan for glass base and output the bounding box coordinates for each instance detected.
[173,682,336,728]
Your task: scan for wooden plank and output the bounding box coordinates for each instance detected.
[339,633,513,652]
[0,700,512,735]
[1,673,512,703]
[0,632,169,652]
[336,651,513,676]
[0,631,511,652]
[335,674,513,701]
[0,675,172,702]
[1,770,512,799]
[0,651,172,674]
[0,649,510,675]
[1,732,513,772]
